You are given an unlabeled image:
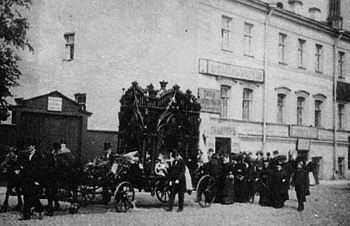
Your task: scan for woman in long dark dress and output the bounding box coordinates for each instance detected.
[221,154,235,204]
[258,159,273,206]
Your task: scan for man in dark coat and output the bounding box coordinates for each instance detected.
[292,160,310,211]
[20,139,44,221]
[165,149,186,212]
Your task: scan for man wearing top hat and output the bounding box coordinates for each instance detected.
[165,149,186,212]
[20,139,44,220]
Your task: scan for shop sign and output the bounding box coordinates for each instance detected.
[210,125,236,136]
[289,125,318,139]
[198,88,222,114]
[267,124,289,137]
[297,138,311,151]
[318,129,333,141]
[337,132,349,142]
[47,97,62,112]
[199,59,264,83]
[238,123,262,136]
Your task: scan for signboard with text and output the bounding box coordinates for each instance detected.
[289,125,318,139]
[199,59,264,82]
[47,97,62,112]
[198,88,222,113]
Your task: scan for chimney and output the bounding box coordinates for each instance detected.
[309,7,321,21]
[74,93,86,111]
[288,0,303,14]
[327,0,343,29]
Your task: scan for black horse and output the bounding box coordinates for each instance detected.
[0,148,24,212]
[0,146,81,216]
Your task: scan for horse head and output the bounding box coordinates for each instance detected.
[0,151,19,175]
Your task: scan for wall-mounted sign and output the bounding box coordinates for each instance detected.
[198,88,222,113]
[48,97,62,111]
[289,125,318,139]
[199,59,264,83]
[337,132,349,142]
[297,138,311,151]
[210,125,236,136]
[318,129,333,141]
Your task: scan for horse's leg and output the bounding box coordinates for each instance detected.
[44,181,54,216]
[14,185,23,212]
[0,185,11,212]
[52,181,60,211]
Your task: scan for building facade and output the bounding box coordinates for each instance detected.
[8,0,350,179]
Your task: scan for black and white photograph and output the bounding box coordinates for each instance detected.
[1,0,350,225]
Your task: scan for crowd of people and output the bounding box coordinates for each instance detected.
[197,149,314,211]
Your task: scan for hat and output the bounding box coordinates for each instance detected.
[104,142,112,150]
[27,138,37,147]
[273,150,279,155]
[256,150,263,156]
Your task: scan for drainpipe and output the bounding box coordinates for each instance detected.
[332,30,344,180]
[262,5,275,153]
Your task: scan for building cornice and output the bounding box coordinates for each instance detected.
[229,0,350,42]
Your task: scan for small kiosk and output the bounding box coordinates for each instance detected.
[10,91,91,159]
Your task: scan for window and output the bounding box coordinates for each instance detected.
[221,86,230,118]
[315,100,322,127]
[338,51,345,78]
[315,44,323,73]
[242,88,252,120]
[279,33,287,64]
[244,23,254,57]
[221,16,232,51]
[277,94,286,123]
[297,97,305,125]
[338,104,344,129]
[64,33,75,61]
[298,39,306,68]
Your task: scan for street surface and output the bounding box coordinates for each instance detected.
[0,180,349,226]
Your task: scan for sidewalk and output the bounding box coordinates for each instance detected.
[319,179,350,185]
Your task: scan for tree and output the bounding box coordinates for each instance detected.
[0,0,32,121]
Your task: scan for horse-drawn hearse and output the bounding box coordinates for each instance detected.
[0,81,218,214]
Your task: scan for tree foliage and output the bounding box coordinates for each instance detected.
[0,0,32,121]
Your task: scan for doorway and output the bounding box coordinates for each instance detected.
[311,156,322,184]
[215,137,231,156]
[338,157,345,178]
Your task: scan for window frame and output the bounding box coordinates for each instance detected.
[298,39,306,68]
[338,51,345,78]
[278,33,287,64]
[277,93,286,124]
[314,100,322,127]
[221,16,232,51]
[297,96,305,125]
[338,104,345,130]
[220,85,230,118]
[244,22,254,57]
[64,32,75,61]
[315,44,323,73]
[242,88,253,120]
